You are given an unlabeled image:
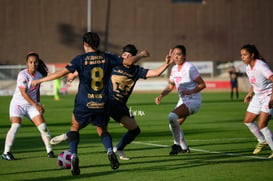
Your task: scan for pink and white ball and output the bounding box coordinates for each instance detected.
[57,150,72,169]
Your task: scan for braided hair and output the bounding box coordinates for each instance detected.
[26,52,48,77]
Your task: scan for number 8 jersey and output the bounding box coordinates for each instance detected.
[66,51,123,113]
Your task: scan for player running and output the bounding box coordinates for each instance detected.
[240,44,273,159]
[31,32,149,175]
[2,52,55,160]
[155,45,206,155]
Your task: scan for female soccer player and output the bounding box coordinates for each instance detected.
[108,44,173,160]
[155,45,206,155]
[50,44,172,161]
[240,44,273,159]
[2,52,54,160]
[31,32,149,175]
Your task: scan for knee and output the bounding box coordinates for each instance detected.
[168,112,179,123]
[131,126,141,136]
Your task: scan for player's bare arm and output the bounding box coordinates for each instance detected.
[123,50,150,66]
[147,49,174,78]
[19,87,44,114]
[244,86,254,103]
[155,82,174,104]
[32,68,70,87]
[181,76,206,96]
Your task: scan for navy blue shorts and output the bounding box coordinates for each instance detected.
[108,101,133,122]
[74,109,110,128]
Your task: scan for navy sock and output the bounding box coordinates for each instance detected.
[101,132,113,153]
[116,126,140,150]
[68,131,79,155]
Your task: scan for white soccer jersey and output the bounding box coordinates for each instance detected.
[246,59,273,95]
[170,61,201,98]
[11,69,42,105]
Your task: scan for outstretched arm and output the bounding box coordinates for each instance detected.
[32,68,70,87]
[123,50,150,66]
[146,49,173,78]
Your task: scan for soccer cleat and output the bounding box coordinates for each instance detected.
[71,154,80,175]
[50,133,68,145]
[1,152,16,160]
[169,144,182,155]
[268,152,273,159]
[108,151,120,170]
[253,142,268,154]
[181,148,191,154]
[113,147,130,160]
[47,151,55,158]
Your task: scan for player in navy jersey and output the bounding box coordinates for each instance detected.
[108,44,173,160]
[31,32,149,175]
[49,44,173,161]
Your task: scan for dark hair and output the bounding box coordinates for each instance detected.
[26,52,48,77]
[82,32,100,51]
[241,44,265,62]
[123,44,138,56]
[173,45,186,56]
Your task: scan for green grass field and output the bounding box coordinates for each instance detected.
[0,92,272,181]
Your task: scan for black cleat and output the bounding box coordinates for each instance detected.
[169,144,182,155]
[47,151,55,158]
[2,152,16,160]
[108,152,119,170]
[71,155,80,175]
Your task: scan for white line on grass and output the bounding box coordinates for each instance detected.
[133,141,269,160]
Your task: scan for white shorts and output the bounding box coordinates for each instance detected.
[9,100,41,120]
[176,95,201,114]
[247,93,273,115]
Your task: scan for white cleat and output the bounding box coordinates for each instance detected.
[50,133,68,145]
[113,147,130,160]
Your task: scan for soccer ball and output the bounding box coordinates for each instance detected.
[57,150,72,169]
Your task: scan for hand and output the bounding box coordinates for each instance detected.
[67,73,78,83]
[244,94,252,103]
[31,80,40,87]
[35,104,45,114]
[181,90,192,96]
[138,50,150,58]
[269,98,273,108]
[155,95,162,105]
[165,49,174,65]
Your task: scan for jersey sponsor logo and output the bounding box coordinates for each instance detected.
[86,101,105,109]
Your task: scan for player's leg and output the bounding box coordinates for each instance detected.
[31,111,54,158]
[258,112,273,158]
[96,126,119,169]
[244,112,267,154]
[235,86,239,99]
[114,116,140,160]
[69,113,81,175]
[168,104,190,155]
[2,117,21,160]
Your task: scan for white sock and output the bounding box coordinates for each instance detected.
[244,122,266,143]
[4,123,21,154]
[37,123,52,153]
[179,130,188,150]
[260,127,273,151]
[168,112,188,149]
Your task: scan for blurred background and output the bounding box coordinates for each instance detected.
[0,0,272,95]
